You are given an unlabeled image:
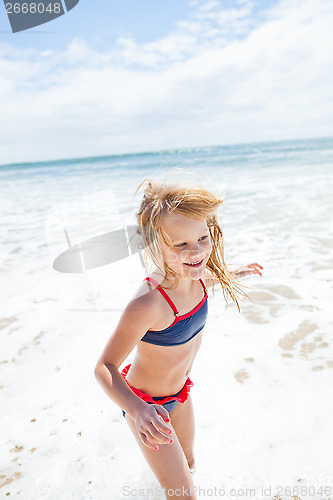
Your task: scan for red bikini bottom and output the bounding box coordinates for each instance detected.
[121,364,193,417]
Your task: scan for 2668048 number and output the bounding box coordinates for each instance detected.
[5,3,62,14]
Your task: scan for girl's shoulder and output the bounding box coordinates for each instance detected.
[133,270,215,296]
[130,272,165,305]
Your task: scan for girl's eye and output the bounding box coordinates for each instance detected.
[174,235,208,248]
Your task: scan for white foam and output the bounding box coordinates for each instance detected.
[1,152,332,498]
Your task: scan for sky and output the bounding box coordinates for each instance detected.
[0,0,332,165]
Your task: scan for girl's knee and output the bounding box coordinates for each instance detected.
[181,445,195,469]
[187,454,195,470]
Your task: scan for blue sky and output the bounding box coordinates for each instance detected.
[0,1,194,50]
[0,0,332,164]
[0,0,278,50]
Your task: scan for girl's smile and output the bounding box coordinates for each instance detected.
[184,258,204,268]
[160,213,212,279]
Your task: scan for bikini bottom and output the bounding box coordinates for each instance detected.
[120,363,193,418]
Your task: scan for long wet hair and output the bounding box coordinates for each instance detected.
[135,178,249,312]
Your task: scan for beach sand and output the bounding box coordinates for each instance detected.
[1,139,332,499]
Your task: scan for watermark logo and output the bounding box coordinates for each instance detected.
[52,225,147,274]
[3,0,80,33]
[44,189,154,312]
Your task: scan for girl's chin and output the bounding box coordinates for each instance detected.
[182,263,206,278]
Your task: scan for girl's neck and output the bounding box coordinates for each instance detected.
[152,268,197,294]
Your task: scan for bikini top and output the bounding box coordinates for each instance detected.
[140,277,208,347]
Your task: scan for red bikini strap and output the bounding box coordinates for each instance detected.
[144,277,179,316]
[199,278,208,294]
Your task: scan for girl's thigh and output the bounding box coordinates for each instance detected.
[124,412,196,499]
[169,395,195,464]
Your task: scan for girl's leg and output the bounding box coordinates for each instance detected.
[124,412,197,500]
[169,395,196,471]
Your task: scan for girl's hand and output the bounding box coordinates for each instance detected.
[134,403,174,450]
[232,263,263,278]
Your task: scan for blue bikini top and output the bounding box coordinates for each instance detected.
[140,277,208,347]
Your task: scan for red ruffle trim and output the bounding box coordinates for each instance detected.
[121,364,193,405]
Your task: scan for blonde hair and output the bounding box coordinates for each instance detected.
[135,178,249,312]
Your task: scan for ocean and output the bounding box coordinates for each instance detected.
[1,136,333,498]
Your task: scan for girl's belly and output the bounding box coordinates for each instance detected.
[125,331,203,396]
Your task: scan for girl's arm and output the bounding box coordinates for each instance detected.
[205,263,263,288]
[94,296,157,420]
[95,362,146,421]
[94,294,173,449]
[228,262,263,278]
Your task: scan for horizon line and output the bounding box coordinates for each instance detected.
[1,134,332,169]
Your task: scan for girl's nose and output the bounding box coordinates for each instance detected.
[183,246,203,259]
[191,242,204,253]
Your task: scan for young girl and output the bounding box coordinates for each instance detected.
[94,179,263,499]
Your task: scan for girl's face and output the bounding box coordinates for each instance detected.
[159,212,212,280]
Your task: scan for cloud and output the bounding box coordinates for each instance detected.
[0,0,332,164]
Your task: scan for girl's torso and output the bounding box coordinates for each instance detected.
[125,271,208,396]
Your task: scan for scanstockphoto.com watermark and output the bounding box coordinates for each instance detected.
[123,486,245,498]
[123,484,333,498]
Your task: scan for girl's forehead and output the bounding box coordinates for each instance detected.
[161,212,207,235]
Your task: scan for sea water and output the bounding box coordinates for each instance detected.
[1,137,332,498]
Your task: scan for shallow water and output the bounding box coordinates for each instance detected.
[1,137,332,498]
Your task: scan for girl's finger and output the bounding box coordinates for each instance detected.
[250,263,263,273]
[139,432,158,450]
[142,426,172,448]
[147,422,173,444]
[253,263,263,269]
[154,405,170,422]
[140,430,169,449]
[152,405,172,434]
[248,268,261,276]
